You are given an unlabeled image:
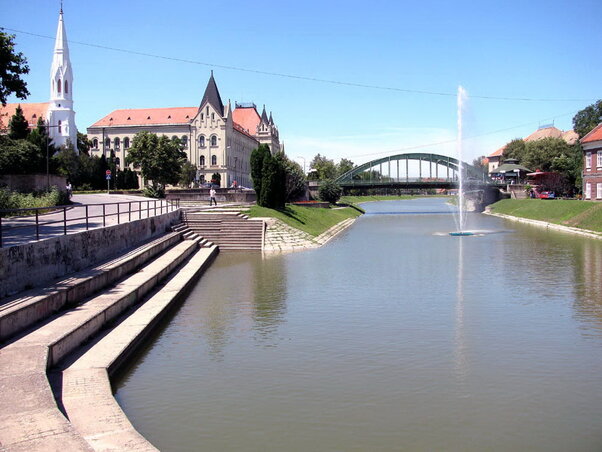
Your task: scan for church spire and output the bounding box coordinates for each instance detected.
[199,71,224,117]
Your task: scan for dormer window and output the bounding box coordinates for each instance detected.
[168,115,172,119]
[127,117,131,120]
[147,116,151,120]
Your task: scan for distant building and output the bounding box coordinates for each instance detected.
[0,8,77,149]
[87,73,281,188]
[581,123,602,200]
[487,126,578,174]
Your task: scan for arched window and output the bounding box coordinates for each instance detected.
[211,135,217,146]
[181,136,188,148]
[114,137,120,148]
[105,138,110,148]
[172,135,178,141]
[65,80,69,94]
[93,138,98,148]
[211,155,217,166]
[124,137,130,149]
[57,79,61,94]
[58,120,62,133]
[199,136,205,147]
[200,155,205,166]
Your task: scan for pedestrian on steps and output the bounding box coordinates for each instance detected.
[209,187,217,206]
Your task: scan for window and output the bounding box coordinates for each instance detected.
[58,120,62,133]
[115,157,120,167]
[57,79,61,94]
[200,155,205,166]
[598,151,602,168]
[199,136,205,147]
[181,136,188,148]
[598,183,602,199]
[114,137,120,148]
[92,138,98,148]
[124,137,130,149]
[201,113,204,120]
[172,135,178,141]
[105,138,110,148]
[211,113,215,120]
[65,80,69,94]
[211,155,217,166]
[586,152,592,169]
[211,135,217,146]
[585,182,592,199]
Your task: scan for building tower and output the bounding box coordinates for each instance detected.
[47,6,77,150]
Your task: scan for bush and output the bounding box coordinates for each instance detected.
[318,179,343,204]
[0,187,69,215]
[143,185,165,198]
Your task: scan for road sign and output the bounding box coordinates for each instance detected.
[106,174,111,180]
[106,169,111,176]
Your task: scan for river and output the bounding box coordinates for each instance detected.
[114,198,602,451]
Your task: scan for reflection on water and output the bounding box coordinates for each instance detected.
[115,198,602,452]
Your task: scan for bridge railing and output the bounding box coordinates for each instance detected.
[0,198,180,248]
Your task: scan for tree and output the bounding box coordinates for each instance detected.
[0,31,29,106]
[8,105,29,139]
[126,131,186,195]
[318,179,343,204]
[77,132,92,155]
[52,145,81,183]
[308,153,336,180]
[211,172,221,186]
[521,138,572,172]
[0,135,42,174]
[573,100,602,138]
[250,144,271,198]
[275,152,306,202]
[179,161,197,187]
[502,139,526,162]
[336,158,354,177]
[259,152,285,209]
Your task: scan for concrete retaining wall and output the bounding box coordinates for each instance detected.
[166,188,256,203]
[0,173,67,192]
[0,210,181,298]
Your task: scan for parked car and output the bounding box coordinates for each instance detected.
[539,191,556,199]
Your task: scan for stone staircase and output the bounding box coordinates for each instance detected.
[0,231,219,451]
[181,211,265,251]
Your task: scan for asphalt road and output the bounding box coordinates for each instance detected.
[1,194,176,248]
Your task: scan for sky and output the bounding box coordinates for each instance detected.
[2,0,601,169]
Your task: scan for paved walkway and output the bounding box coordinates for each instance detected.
[1,194,175,248]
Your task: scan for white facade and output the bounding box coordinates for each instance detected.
[47,9,77,150]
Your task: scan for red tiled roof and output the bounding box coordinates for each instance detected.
[581,123,602,144]
[0,102,49,130]
[524,126,564,142]
[233,122,259,142]
[232,106,260,135]
[488,145,506,157]
[90,107,198,127]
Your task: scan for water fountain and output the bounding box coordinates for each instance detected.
[449,86,475,236]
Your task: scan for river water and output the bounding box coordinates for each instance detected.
[114,198,602,451]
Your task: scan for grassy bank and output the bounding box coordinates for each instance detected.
[248,204,362,236]
[489,199,602,233]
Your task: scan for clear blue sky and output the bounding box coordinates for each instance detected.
[2,0,601,167]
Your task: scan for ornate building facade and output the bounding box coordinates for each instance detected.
[86,73,281,188]
[0,8,77,149]
[581,123,602,200]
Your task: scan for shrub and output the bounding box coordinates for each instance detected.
[318,179,343,204]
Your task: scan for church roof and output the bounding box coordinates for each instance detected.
[0,102,49,130]
[232,105,261,134]
[581,123,602,144]
[89,107,198,127]
[260,105,269,124]
[199,72,224,117]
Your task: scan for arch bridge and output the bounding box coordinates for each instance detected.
[334,152,492,190]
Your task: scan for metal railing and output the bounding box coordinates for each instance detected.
[0,199,180,248]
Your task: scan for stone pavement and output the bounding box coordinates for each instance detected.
[262,217,357,252]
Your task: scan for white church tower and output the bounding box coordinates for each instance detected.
[47,6,77,150]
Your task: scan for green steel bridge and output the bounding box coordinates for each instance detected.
[333,152,499,190]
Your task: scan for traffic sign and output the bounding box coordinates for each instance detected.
[106,169,111,176]
[106,174,111,180]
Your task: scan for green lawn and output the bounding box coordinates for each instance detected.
[489,199,602,232]
[248,204,362,236]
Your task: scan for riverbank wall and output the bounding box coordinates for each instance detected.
[0,210,181,298]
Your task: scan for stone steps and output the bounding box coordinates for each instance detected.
[0,238,213,451]
[181,212,264,251]
[0,231,184,343]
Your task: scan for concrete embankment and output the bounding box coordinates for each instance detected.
[484,210,602,240]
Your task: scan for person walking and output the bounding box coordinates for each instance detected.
[209,187,217,206]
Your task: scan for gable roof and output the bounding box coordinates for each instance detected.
[489,126,578,157]
[89,107,198,127]
[199,72,224,117]
[581,123,602,144]
[0,102,49,130]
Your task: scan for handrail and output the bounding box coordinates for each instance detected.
[0,199,180,248]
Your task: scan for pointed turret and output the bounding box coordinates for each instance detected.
[48,7,77,150]
[200,71,224,117]
[260,104,269,124]
[269,112,274,126]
